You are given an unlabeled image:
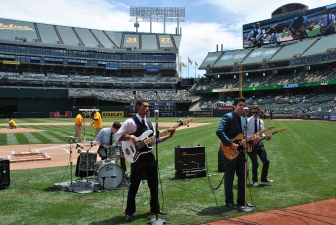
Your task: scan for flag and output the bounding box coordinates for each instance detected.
[195,61,199,67]
[188,56,193,65]
[181,62,187,68]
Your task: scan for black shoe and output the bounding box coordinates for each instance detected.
[125,214,133,222]
[226,203,237,209]
[150,209,168,215]
[237,202,255,207]
[261,179,274,183]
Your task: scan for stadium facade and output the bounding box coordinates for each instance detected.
[0,17,194,118]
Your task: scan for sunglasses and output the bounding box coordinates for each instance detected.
[252,112,259,114]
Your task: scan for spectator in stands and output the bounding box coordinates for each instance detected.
[8,119,17,129]
[318,8,336,36]
[216,97,258,209]
[289,11,314,40]
[90,107,103,136]
[74,112,86,142]
[247,104,273,187]
[247,22,269,47]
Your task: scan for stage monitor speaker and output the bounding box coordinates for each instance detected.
[0,158,10,189]
[175,146,205,171]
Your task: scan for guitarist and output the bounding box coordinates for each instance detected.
[216,97,259,209]
[246,104,273,187]
[289,10,314,40]
[247,22,269,47]
[114,100,175,222]
[318,8,335,36]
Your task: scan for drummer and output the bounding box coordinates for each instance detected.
[96,122,121,160]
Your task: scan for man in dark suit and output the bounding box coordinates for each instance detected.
[216,97,259,209]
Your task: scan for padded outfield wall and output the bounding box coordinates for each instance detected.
[0,87,193,118]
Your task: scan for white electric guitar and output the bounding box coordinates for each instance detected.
[121,117,195,163]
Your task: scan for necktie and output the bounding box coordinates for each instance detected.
[254,120,258,134]
[109,132,113,145]
[142,119,147,130]
[327,15,330,26]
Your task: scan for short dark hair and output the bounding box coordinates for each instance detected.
[112,122,121,130]
[233,97,246,106]
[136,99,148,107]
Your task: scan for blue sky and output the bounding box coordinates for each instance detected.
[1,0,335,77]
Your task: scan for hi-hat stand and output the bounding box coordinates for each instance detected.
[62,136,77,186]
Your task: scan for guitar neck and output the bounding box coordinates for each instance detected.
[242,128,268,145]
[143,118,194,145]
[259,130,278,141]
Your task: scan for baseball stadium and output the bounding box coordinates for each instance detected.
[0,2,335,225]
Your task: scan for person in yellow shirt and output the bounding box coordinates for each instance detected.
[74,112,86,142]
[8,119,17,129]
[90,108,102,136]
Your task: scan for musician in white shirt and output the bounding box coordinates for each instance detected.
[247,22,268,47]
[246,104,273,187]
[318,8,336,36]
[114,99,175,222]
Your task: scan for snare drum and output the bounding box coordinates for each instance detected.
[95,160,122,189]
[107,145,123,159]
[79,152,97,171]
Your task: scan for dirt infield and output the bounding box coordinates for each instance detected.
[0,122,208,170]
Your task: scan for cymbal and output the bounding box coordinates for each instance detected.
[81,140,103,146]
[61,136,79,139]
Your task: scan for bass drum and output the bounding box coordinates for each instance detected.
[96,160,122,190]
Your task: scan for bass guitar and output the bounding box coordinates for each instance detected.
[247,127,287,152]
[121,117,195,163]
[253,24,278,46]
[221,126,274,160]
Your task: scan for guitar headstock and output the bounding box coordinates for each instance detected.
[177,117,195,127]
[277,127,286,132]
[265,125,275,131]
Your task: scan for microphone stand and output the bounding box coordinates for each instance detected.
[238,109,253,213]
[147,110,166,225]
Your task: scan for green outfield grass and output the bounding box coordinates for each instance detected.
[0,118,335,225]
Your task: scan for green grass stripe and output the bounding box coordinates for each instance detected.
[6,133,19,145]
[22,133,42,144]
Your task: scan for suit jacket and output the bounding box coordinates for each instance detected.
[216,111,245,147]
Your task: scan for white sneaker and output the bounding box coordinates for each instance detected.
[253,182,258,187]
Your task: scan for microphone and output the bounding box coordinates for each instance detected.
[76,143,83,149]
[154,110,159,118]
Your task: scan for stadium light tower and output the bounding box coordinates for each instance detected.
[130,6,185,34]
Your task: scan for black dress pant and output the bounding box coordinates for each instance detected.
[248,142,270,182]
[125,153,159,215]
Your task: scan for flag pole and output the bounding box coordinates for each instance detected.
[188,59,189,78]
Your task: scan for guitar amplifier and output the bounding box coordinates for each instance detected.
[175,146,205,171]
[0,158,10,189]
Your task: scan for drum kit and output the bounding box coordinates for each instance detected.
[62,136,126,191]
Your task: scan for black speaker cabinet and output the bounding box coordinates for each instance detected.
[175,146,205,171]
[0,158,10,189]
